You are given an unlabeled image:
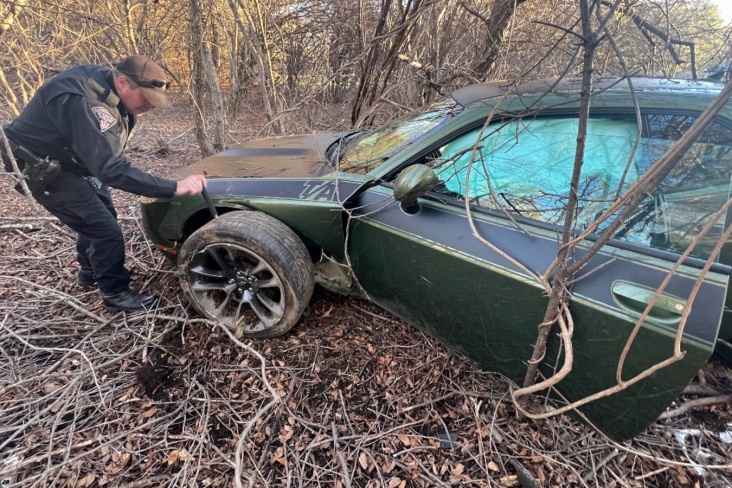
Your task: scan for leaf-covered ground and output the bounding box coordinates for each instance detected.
[1,96,731,487]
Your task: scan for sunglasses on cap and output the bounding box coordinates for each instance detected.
[120,71,171,90]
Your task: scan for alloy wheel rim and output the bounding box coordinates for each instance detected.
[187,243,285,332]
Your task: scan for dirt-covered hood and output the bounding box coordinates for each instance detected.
[177,132,345,179]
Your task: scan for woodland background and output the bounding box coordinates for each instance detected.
[2,0,732,147]
[2,0,732,486]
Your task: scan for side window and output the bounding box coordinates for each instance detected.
[430,116,639,227]
[641,115,732,260]
[647,114,732,145]
[429,115,732,261]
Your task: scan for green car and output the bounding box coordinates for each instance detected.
[141,78,732,440]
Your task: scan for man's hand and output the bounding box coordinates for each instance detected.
[175,174,207,196]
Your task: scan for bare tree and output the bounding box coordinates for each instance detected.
[227,0,286,135]
[189,0,226,155]
[351,0,432,126]
[465,0,532,78]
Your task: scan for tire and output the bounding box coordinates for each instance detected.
[177,211,315,338]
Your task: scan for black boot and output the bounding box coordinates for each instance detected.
[103,289,158,312]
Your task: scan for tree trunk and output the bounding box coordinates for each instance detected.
[228,26,242,118]
[227,0,285,135]
[123,0,138,54]
[469,0,529,78]
[189,0,226,156]
[521,0,599,389]
[351,0,426,126]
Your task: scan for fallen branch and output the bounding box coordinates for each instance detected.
[658,395,732,420]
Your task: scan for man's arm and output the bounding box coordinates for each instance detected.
[47,93,178,198]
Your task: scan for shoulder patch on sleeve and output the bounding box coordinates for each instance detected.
[91,106,117,133]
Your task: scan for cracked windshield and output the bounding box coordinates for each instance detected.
[339,98,462,174]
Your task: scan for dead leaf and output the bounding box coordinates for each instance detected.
[76,473,95,487]
[143,407,158,418]
[271,447,287,466]
[487,461,500,472]
[537,467,546,485]
[358,452,369,470]
[451,464,464,476]
[388,477,404,488]
[278,426,294,443]
[167,450,179,467]
[499,475,519,487]
[25,432,39,445]
[119,452,131,468]
[320,305,334,317]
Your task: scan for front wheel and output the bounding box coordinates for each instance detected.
[177,211,315,338]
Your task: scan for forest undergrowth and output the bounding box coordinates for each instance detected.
[1,95,731,487]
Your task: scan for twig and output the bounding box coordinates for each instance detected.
[658,395,732,420]
[332,422,352,488]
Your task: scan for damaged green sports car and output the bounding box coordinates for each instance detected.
[141,78,732,441]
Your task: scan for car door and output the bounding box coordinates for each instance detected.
[344,112,731,440]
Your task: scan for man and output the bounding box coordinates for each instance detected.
[2,55,207,311]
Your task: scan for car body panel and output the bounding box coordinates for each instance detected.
[143,178,355,260]
[345,184,725,440]
[354,83,732,344]
[141,78,732,440]
[178,133,345,179]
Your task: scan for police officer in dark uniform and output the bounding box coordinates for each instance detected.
[2,55,208,311]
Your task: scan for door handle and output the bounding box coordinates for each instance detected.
[611,281,687,324]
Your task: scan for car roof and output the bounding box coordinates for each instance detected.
[451,77,726,107]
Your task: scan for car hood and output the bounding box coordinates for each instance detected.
[176,132,345,179]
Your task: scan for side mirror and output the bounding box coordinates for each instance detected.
[393,164,439,208]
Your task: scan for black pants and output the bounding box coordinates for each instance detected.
[34,171,130,294]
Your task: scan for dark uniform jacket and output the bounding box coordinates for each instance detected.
[4,65,176,198]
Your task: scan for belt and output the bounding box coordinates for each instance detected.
[2,136,89,177]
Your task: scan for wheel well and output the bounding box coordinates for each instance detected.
[181,209,218,242]
[297,232,323,263]
[181,208,323,262]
